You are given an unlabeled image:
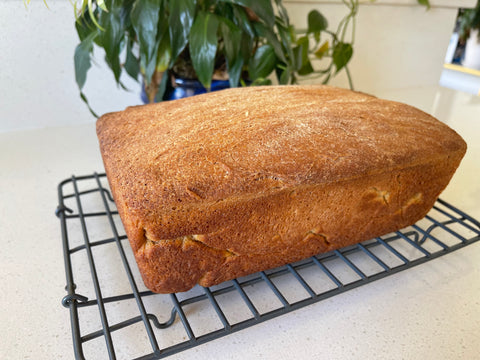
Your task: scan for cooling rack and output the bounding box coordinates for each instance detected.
[56,173,480,360]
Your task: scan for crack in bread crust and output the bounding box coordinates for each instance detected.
[144,232,239,258]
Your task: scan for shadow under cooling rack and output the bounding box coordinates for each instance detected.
[56,173,480,360]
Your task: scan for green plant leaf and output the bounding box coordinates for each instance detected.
[87,0,105,31]
[278,17,296,41]
[332,42,353,73]
[314,40,329,59]
[80,91,99,118]
[75,12,95,42]
[279,67,291,85]
[251,77,272,86]
[156,30,171,73]
[231,7,255,70]
[131,0,162,83]
[97,0,108,11]
[253,22,287,63]
[458,8,476,41]
[276,20,295,68]
[298,60,314,76]
[232,5,255,38]
[274,0,290,27]
[124,38,140,81]
[74,30,97,90]
[293,35,313,76]
[249,44,277,81]
[75,30,99,117]
[293,35,309,71]
[155,10,171,72]
[75,4,104,48]
[228,57,244,88]
[220,0,275,27]
[154,70,169,102]
[169,0,196,62]
[189,11,220,90]
[417,0,430,9]
[219,17,243,87]
[307,9,328,34]
[98,3,125,82]
[131,0,161,60]
[220,17,241,65]
[239,32,254,64]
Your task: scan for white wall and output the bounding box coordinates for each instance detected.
[0,0,476,133]
[285,0,475,93]
[0,0,139,133]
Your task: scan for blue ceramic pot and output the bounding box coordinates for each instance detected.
[141,78,231,103]
[169,78,231,100]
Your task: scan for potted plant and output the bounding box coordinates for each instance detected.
[71,0,430,115]
[72,0,361,113]
[458,1,480,70]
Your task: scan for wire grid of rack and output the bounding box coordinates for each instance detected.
[57,172,480,360]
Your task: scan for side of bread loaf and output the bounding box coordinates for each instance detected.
[97,85,466,293]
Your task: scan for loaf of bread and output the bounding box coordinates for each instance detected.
[97,85,466,293]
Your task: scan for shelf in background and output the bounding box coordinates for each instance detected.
[440,63,480,95]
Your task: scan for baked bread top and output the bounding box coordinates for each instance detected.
[96,85,466,213]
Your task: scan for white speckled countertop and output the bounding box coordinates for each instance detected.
[1,86,479,360]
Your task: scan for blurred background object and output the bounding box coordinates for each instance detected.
[440,1,480,95]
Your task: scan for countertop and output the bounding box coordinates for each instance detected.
[1,86,479,360]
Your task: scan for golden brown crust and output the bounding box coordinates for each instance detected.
[97,85,466,293]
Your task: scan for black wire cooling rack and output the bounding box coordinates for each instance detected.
[57,172,480,360]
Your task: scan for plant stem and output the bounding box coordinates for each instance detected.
[345,65,354,90]
[351,11,356,44]
[145,70,164,103]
